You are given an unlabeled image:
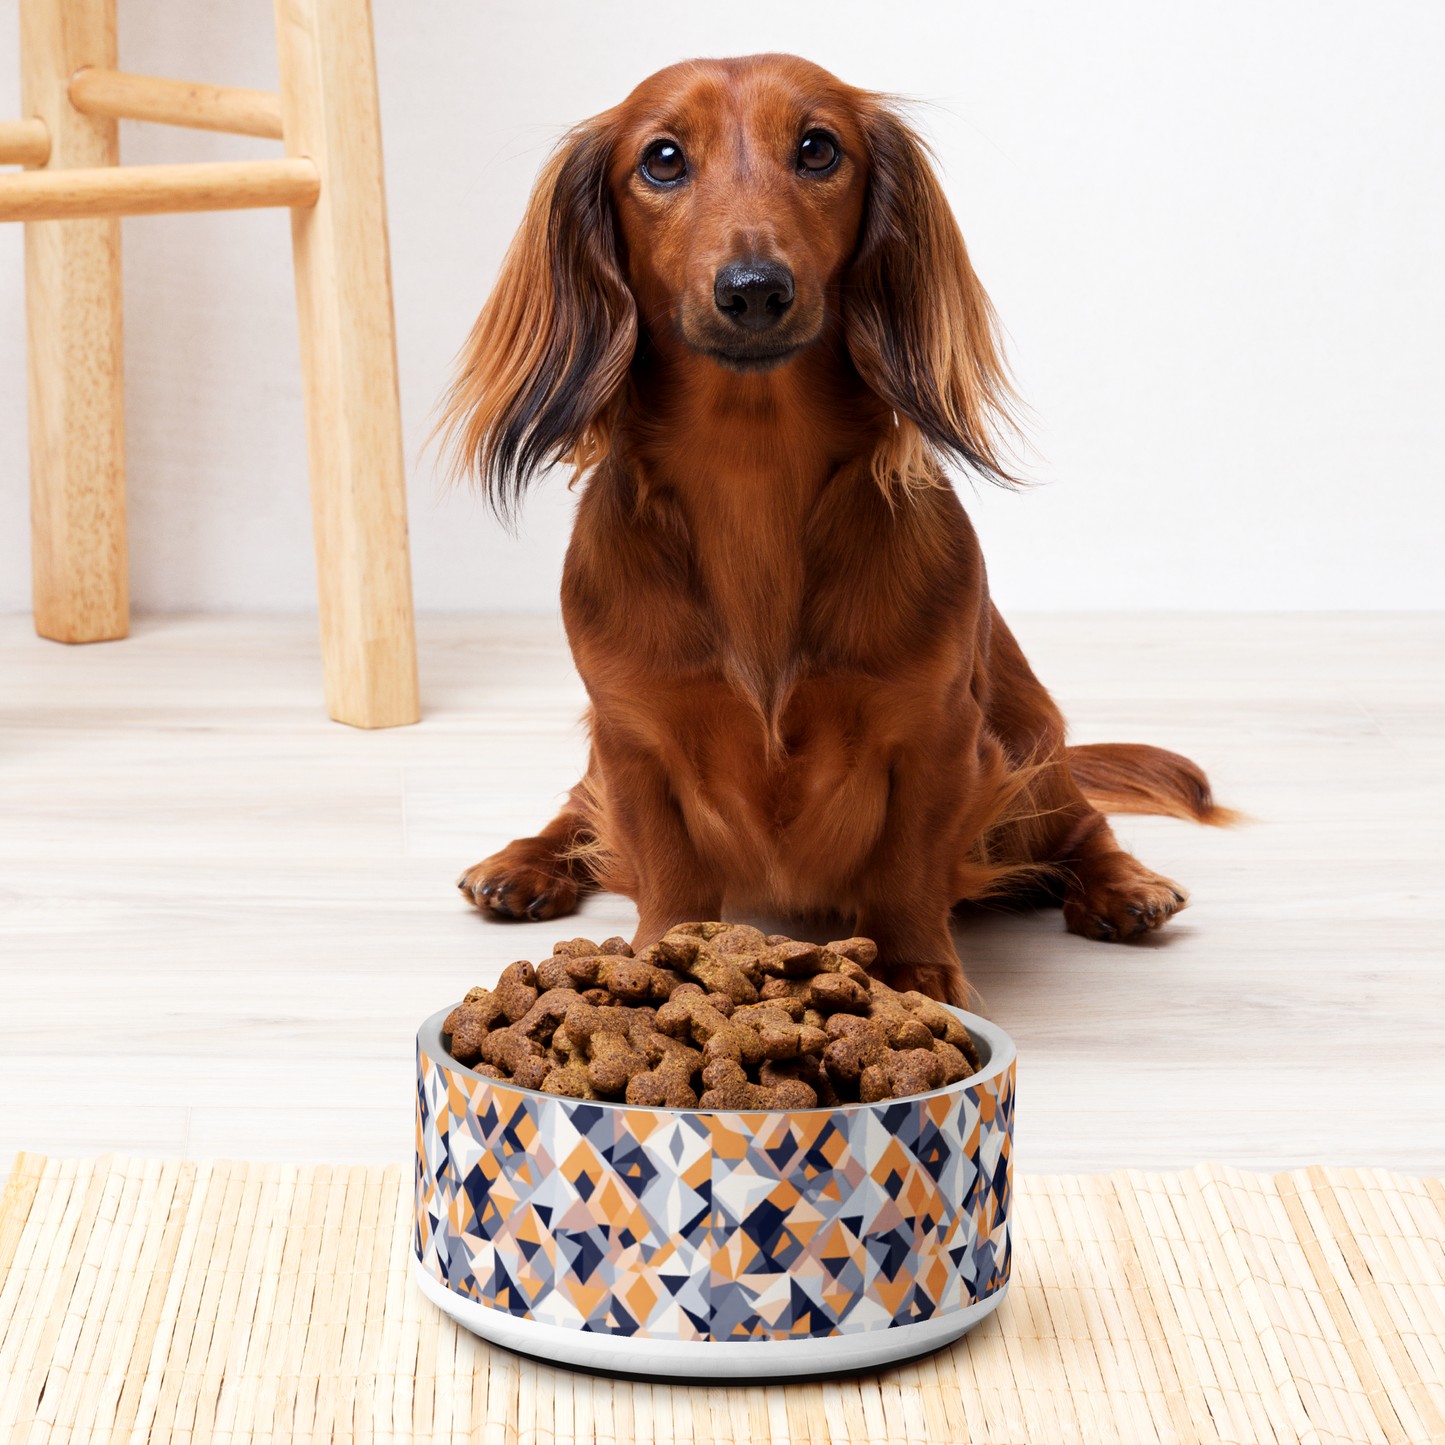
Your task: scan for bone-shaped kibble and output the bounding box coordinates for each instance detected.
[822,1012,880,1040]
[733,996,804,1024]
[707,923,768,956]
[932,1038,975,1085]
[512,988,584,1042]
[623,1007,661,1059]
[730,1002,828,1060]
[564,1001,650,1095]
[663,922,731,942]
[540,1059,597,1099]
[688,925,769,984]
[494,960,539,1022]
[862,979,938,1050]
[553,937,600,956]
[760,1053,838,1107]
[443,995,505,1062]
[808,974,871,1014]
[699,1058,817,1110]
[859,1047,945,1102]
[625,1036,701,1107]
[626,1070,696,1108]
[821,1015,889,1083]
[562,1000,633,1039]
[478,1024,547,1078]
[550,1022,583,1063]
[645,937,759,1003]
[655,993,765,1068]
[441,925,976,1109]
[899,991,980,1066]
[534,955,576,991]
[757,941,841,977]
[758,976,812,1004]
[564,954,676,1003]
[825,937,879,967]
[666,982,736,1015]
[632,1021,699,1065]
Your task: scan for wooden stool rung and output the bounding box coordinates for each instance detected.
[68,68,284,141]
[0,117,49,166]
[0,157,319,222]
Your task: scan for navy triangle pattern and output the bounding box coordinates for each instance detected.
[415,1035,1012,1342]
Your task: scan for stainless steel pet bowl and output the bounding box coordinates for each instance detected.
[413,1004,1015,1379]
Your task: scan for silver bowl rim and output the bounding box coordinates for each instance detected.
[417,1000,1015,1116]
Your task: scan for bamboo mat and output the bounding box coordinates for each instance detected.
[2,1156,1444,1444]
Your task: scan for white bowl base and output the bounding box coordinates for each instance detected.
[411,1256,1008,1381]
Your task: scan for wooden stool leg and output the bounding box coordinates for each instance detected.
[22,0,127,644]
[273,0,420,728]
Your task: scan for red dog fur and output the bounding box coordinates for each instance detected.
[442,54,1235,1006]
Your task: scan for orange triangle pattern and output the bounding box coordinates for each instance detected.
[416,1043,1014,1344]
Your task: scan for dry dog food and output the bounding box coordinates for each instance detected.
[441,923,981,1110]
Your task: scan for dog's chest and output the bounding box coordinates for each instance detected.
[646,668,945,895]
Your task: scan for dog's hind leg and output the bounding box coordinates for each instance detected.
[457,774,599,922]
[1054,742,1240,940]
[1052,812,1191,941]
[975,610,1232,942]
[983,760,1196,944]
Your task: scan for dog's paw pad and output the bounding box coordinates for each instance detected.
[457,858,579,922]
[1063,854,1187,942]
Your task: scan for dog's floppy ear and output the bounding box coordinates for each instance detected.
[438,116,637,521]
[846,103,1019,491]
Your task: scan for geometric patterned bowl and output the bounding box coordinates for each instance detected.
[413,1004,1015,1380]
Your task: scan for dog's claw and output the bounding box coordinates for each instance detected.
[1064,858,1189,944]
[456,855,582,924]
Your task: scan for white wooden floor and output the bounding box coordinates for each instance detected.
[1,612,1441,1177]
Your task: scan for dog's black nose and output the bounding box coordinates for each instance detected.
[713,259,794,330]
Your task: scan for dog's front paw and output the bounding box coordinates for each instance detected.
[457,843,580,922]
[1063,852,1187,941]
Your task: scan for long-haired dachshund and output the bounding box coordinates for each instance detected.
[442,53,1234,1005]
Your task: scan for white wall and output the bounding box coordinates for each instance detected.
[1,1,1440,613]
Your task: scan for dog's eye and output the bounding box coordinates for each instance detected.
[798,131,838,173]
[641,141,686,184]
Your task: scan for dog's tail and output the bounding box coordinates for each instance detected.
[1065,743,1243,827]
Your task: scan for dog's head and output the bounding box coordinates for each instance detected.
[607,56,868,378]
[440,54,1017,518]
